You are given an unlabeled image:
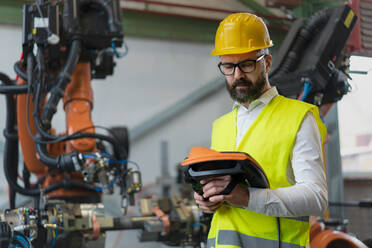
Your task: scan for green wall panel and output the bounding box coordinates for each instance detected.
[122,11,219,42]
[0,5,23,25]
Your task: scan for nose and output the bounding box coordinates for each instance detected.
[233,65,245,80]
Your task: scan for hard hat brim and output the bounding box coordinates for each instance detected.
[211,43,273,56]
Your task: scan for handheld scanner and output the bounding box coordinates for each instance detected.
[181,147,270,197]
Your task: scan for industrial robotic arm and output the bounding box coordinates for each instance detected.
[0,3,210,247]
[0,0,144,247]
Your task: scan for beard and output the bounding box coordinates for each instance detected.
[226,72,267,104]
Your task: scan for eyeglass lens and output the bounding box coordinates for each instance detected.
[219,55,264,76]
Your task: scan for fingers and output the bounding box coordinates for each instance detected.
[202,175,231,199]
[209,194,225,203]
[194,192,223,213]
[194,192,204,201]
[200,175,231,185]
[200,185,249,208]
[195,198,223,213]
[193,176,236,213]
[203,185,226,199]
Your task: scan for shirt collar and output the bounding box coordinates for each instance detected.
[233,87,279,111]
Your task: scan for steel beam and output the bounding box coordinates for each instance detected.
[325,104,345,219]
[129,77,225,143]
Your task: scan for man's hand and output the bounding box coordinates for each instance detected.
[194,192,223,213]
[193,175,250,213]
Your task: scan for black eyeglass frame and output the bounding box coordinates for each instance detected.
[218,54,266,76]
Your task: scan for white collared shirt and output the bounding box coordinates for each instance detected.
[235,87,328,217]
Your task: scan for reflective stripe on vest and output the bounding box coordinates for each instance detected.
[212,230,306,248]
[209,95,326,247]
[207,238,216,248]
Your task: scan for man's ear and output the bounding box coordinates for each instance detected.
[264,54,272,73]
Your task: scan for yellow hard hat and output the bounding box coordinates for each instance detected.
[211,13,273,56]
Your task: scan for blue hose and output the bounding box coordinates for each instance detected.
[300,80,312,101]
[111,42,129,58]
[13,235,30,248]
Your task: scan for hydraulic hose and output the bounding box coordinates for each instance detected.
[2,71,41,197]
[2,55,42,197]
[41,40,82,129]
[35,132,123,172]
[0,73,28,95]
[0,84,28,95]
[22,163,31,189]
[91,0,120,33]
[2,73,21,206]
[42,179,98,194]
[270,8,333,79]
[35,141,82,172]
[14,61,28,82]
[0,73,12,86]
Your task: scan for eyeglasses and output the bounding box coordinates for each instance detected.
[218,54,266,76]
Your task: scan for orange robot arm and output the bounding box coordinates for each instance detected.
[17,62,99,199]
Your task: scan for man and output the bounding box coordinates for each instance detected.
[194,13,328,248]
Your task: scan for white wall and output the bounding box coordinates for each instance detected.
[338,56,372,149]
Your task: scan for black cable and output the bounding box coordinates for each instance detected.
[25,49,118,149]
[23,42,125,169]
[5,160,99,196]
[22,163,31,189]
[41,39,82,129]
[14,61,28,81]
[78,125,119,140]
[28,84,124,171]
[3,78,40,196]
[42,179,98,194]
[270,8,333,80]
[0,72,12,86]
[276,217,281,248]
[35,131,124,172]
[29,123,121,145]
[4,155,40,196]
[2,70,20,208]
[25,53,44,144]
[0,72,28,95]
[34,175,46,187]
[0,84,28,95]
[65,132,123,157]
[35,142,80,172]
[31,47,58,141]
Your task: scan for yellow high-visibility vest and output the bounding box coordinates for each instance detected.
[209,95,326,248]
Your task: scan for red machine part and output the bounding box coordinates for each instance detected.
[310,221,368,248]
[347,0,372,57]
